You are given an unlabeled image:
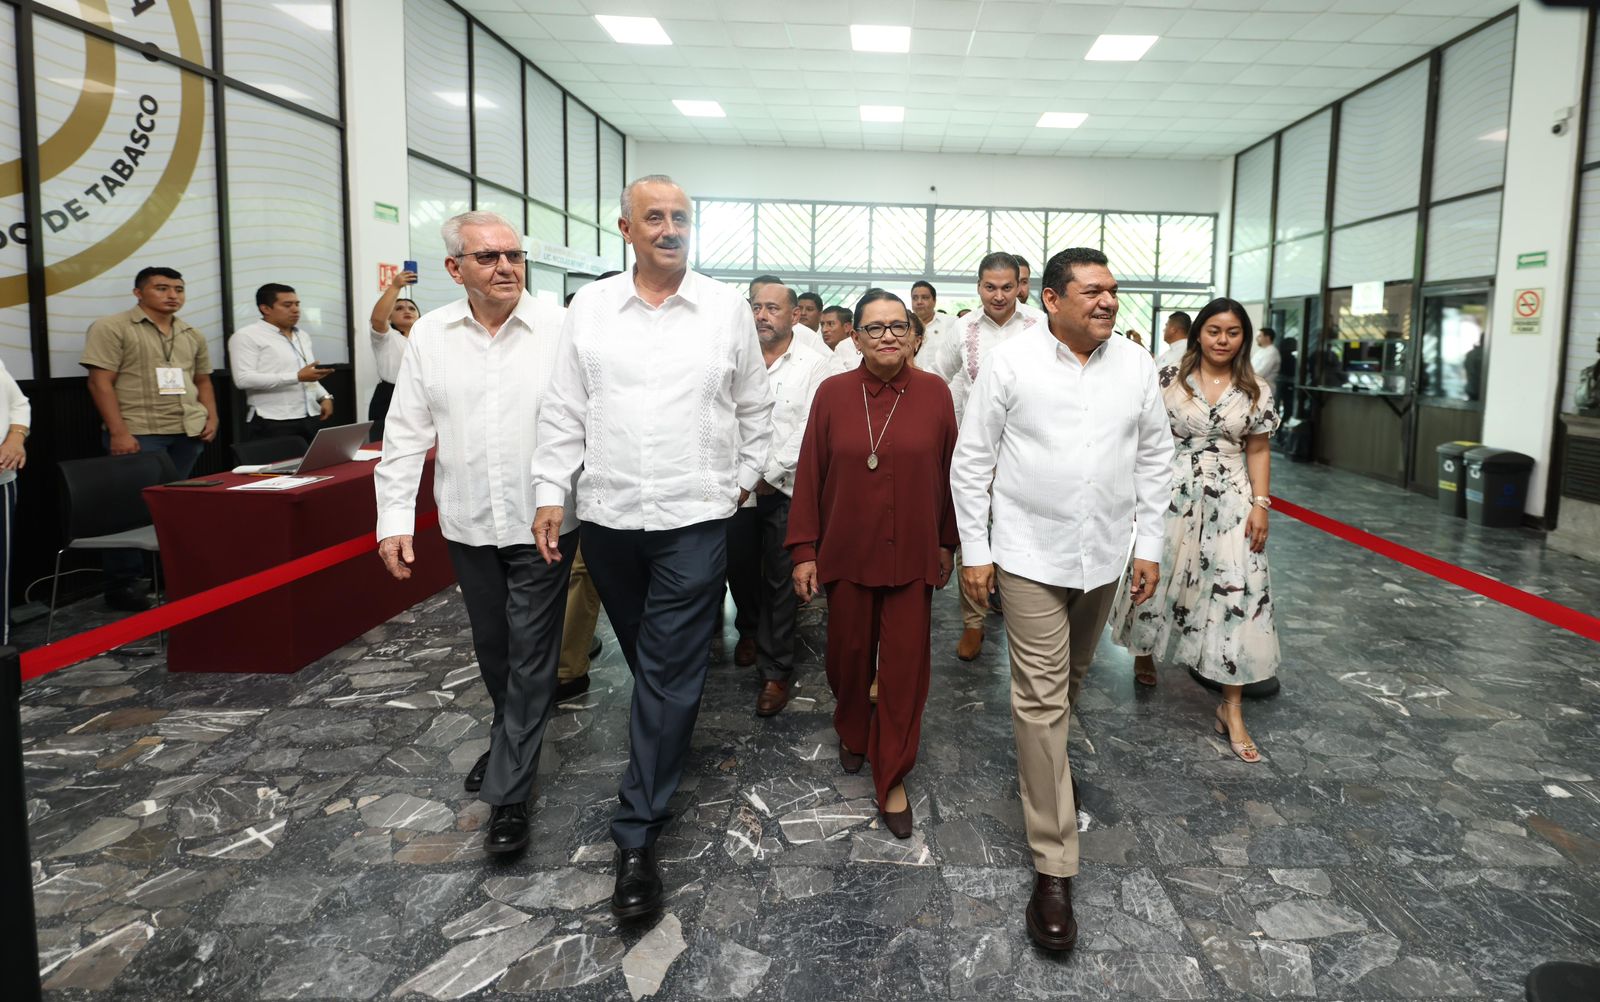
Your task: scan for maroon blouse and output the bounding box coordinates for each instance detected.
[785,362,959,587]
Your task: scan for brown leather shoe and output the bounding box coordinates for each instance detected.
[1026,873,1078,951]
[838,741,865,774]
[734,635,757,667]
[956,627,984,661]
[755,680,790,717]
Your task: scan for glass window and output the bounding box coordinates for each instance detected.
[1159,215,1214,285]
[1104,214,1158,282]
[35,23,224,374]
[1320,283,1414,392]
[1419,293,1488,403]
[1563,172,1600,413]
[472,30,523,191]
[404,0,469,166]
[599,125,624,227]
[474,183,525,240]
[813,204,869,273]
[1329,212,1418,287]
[695,201,754,271]
[1232,141,1275,251]
[1047,211,1101,255]
[1272,235,1323,299]
[36,0,213,66]
[871,206,927,274]
[1425,192,1501,283]
[601,231,625,272]
[528,264,563,304]
[568,222,599,257]
[565,98,597,223]
[1334,62,1427,225]
[225,87,346,362]
[525,69,563,210]
[1432,17,1513,201]
[222,0,338,118]
[990,210,1045,269]
[1117,293,1154,344]
[933,208,986,276]
[406,158,470,308]
[1229,247,1269,304]
[816,284,868,310]
[756,202,813,273]
[0,3,30,378]
[529,202,564,248]
[1275,111,1331,242]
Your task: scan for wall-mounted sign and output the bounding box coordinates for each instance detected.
[1511,287,1543,336]
[1351,281,1385,315]
[374,202,400,224]
[1516,250,1547,270]
[378,262,399,292]
[527,238,607,276]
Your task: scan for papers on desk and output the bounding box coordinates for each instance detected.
[228,475,331,491]
[353,449,382,461]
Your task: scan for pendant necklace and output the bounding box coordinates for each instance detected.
[861,382,904,471]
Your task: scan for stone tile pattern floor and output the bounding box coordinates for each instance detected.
[22,463,1600,1000]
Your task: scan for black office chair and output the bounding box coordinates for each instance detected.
[48,451,179,642]
[231,435,308,467]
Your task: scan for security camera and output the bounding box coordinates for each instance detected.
[1554,106,1574,136]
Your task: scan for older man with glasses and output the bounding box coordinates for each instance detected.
[375,210,578,858]
[533,175,773,923]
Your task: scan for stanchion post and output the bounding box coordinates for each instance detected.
[2,647,43,1001]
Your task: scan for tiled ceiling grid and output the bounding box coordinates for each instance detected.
[459,0,1511,159]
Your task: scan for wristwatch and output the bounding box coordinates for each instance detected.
[1251,495,1272,509]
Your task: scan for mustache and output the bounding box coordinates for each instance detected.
[654,238,683,249]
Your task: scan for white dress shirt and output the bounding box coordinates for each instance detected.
[532,269,774,532]
[951,327,1175,591]
[1156,339,1187,372]
[942,306,1048,423]
[371,326,409,383]
[918,312,958,373]
[829,335,863,374]
[375,292,576,547]
[1252,343,1282,384]
[229,319,330,420]
[0,359,29,488]
[793,322,829,358]
[753,337,829,502]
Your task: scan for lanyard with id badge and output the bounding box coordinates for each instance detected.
[154,329,187,396]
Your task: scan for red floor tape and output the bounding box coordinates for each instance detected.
[1272,496,1600,644]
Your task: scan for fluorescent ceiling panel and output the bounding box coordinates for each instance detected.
[860,104,905,122]
[673,99,727,117]
[1086,34,1159,62]
[850,24,912,54]
[595,14,673,46]
[1036,112,1089,128]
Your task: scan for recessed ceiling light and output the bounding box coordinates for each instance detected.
[1085,34,1158,62]
[595,14,673,46]
[860,105,904,123]
[850,24,911,54]
[674,99,726,118]
[1036,112,1088,129]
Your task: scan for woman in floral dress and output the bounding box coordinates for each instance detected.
[1113,297,1280,763]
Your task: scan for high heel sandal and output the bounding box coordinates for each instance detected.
[1213,699,1262,763]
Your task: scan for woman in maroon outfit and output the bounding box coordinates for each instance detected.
[786,289,958,838]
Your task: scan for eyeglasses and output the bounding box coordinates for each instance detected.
[860,321,912,339]
[456,249,527,266]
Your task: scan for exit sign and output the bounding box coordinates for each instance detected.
[1517,251,1548,270]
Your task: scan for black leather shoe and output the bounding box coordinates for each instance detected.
[611,847,662,921]
[464,751,490,793]
[485,802,529,855]
[555,675,591,703]
[1026,873,1078,951]
[105,587,151,612]
[589,637,603,660]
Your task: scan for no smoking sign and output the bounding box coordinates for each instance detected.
[1511,287,1543,336]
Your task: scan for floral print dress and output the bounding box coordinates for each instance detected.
[1113,367,1282,684]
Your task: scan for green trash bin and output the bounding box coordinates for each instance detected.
[1463,447,1535,528]
[1435,441,1479,517]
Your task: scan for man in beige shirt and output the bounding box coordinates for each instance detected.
[80,266,217,610]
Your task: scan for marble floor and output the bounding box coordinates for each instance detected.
[21,462,1600,1001]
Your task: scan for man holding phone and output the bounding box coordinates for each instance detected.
[229,283,335,443]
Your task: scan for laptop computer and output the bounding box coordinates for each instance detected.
[261,421,375,474]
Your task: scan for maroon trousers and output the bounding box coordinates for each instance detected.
[825,579,933,808]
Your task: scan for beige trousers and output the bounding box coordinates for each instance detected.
[996,566,1118,877]
[558,545,602,682]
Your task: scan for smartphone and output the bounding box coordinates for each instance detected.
[168,478,224,488]
[403,260,418,278]
[314,362,353,371]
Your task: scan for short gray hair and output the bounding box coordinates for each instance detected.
[620,174,688,221]
[441,211,521,258]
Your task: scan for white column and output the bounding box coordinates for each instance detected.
[1481,0,1590,517]
[341,0,411,424]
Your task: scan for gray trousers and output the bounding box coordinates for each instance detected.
[447,533,577,806]
[582,518,727,849]
[730,494,798,681]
